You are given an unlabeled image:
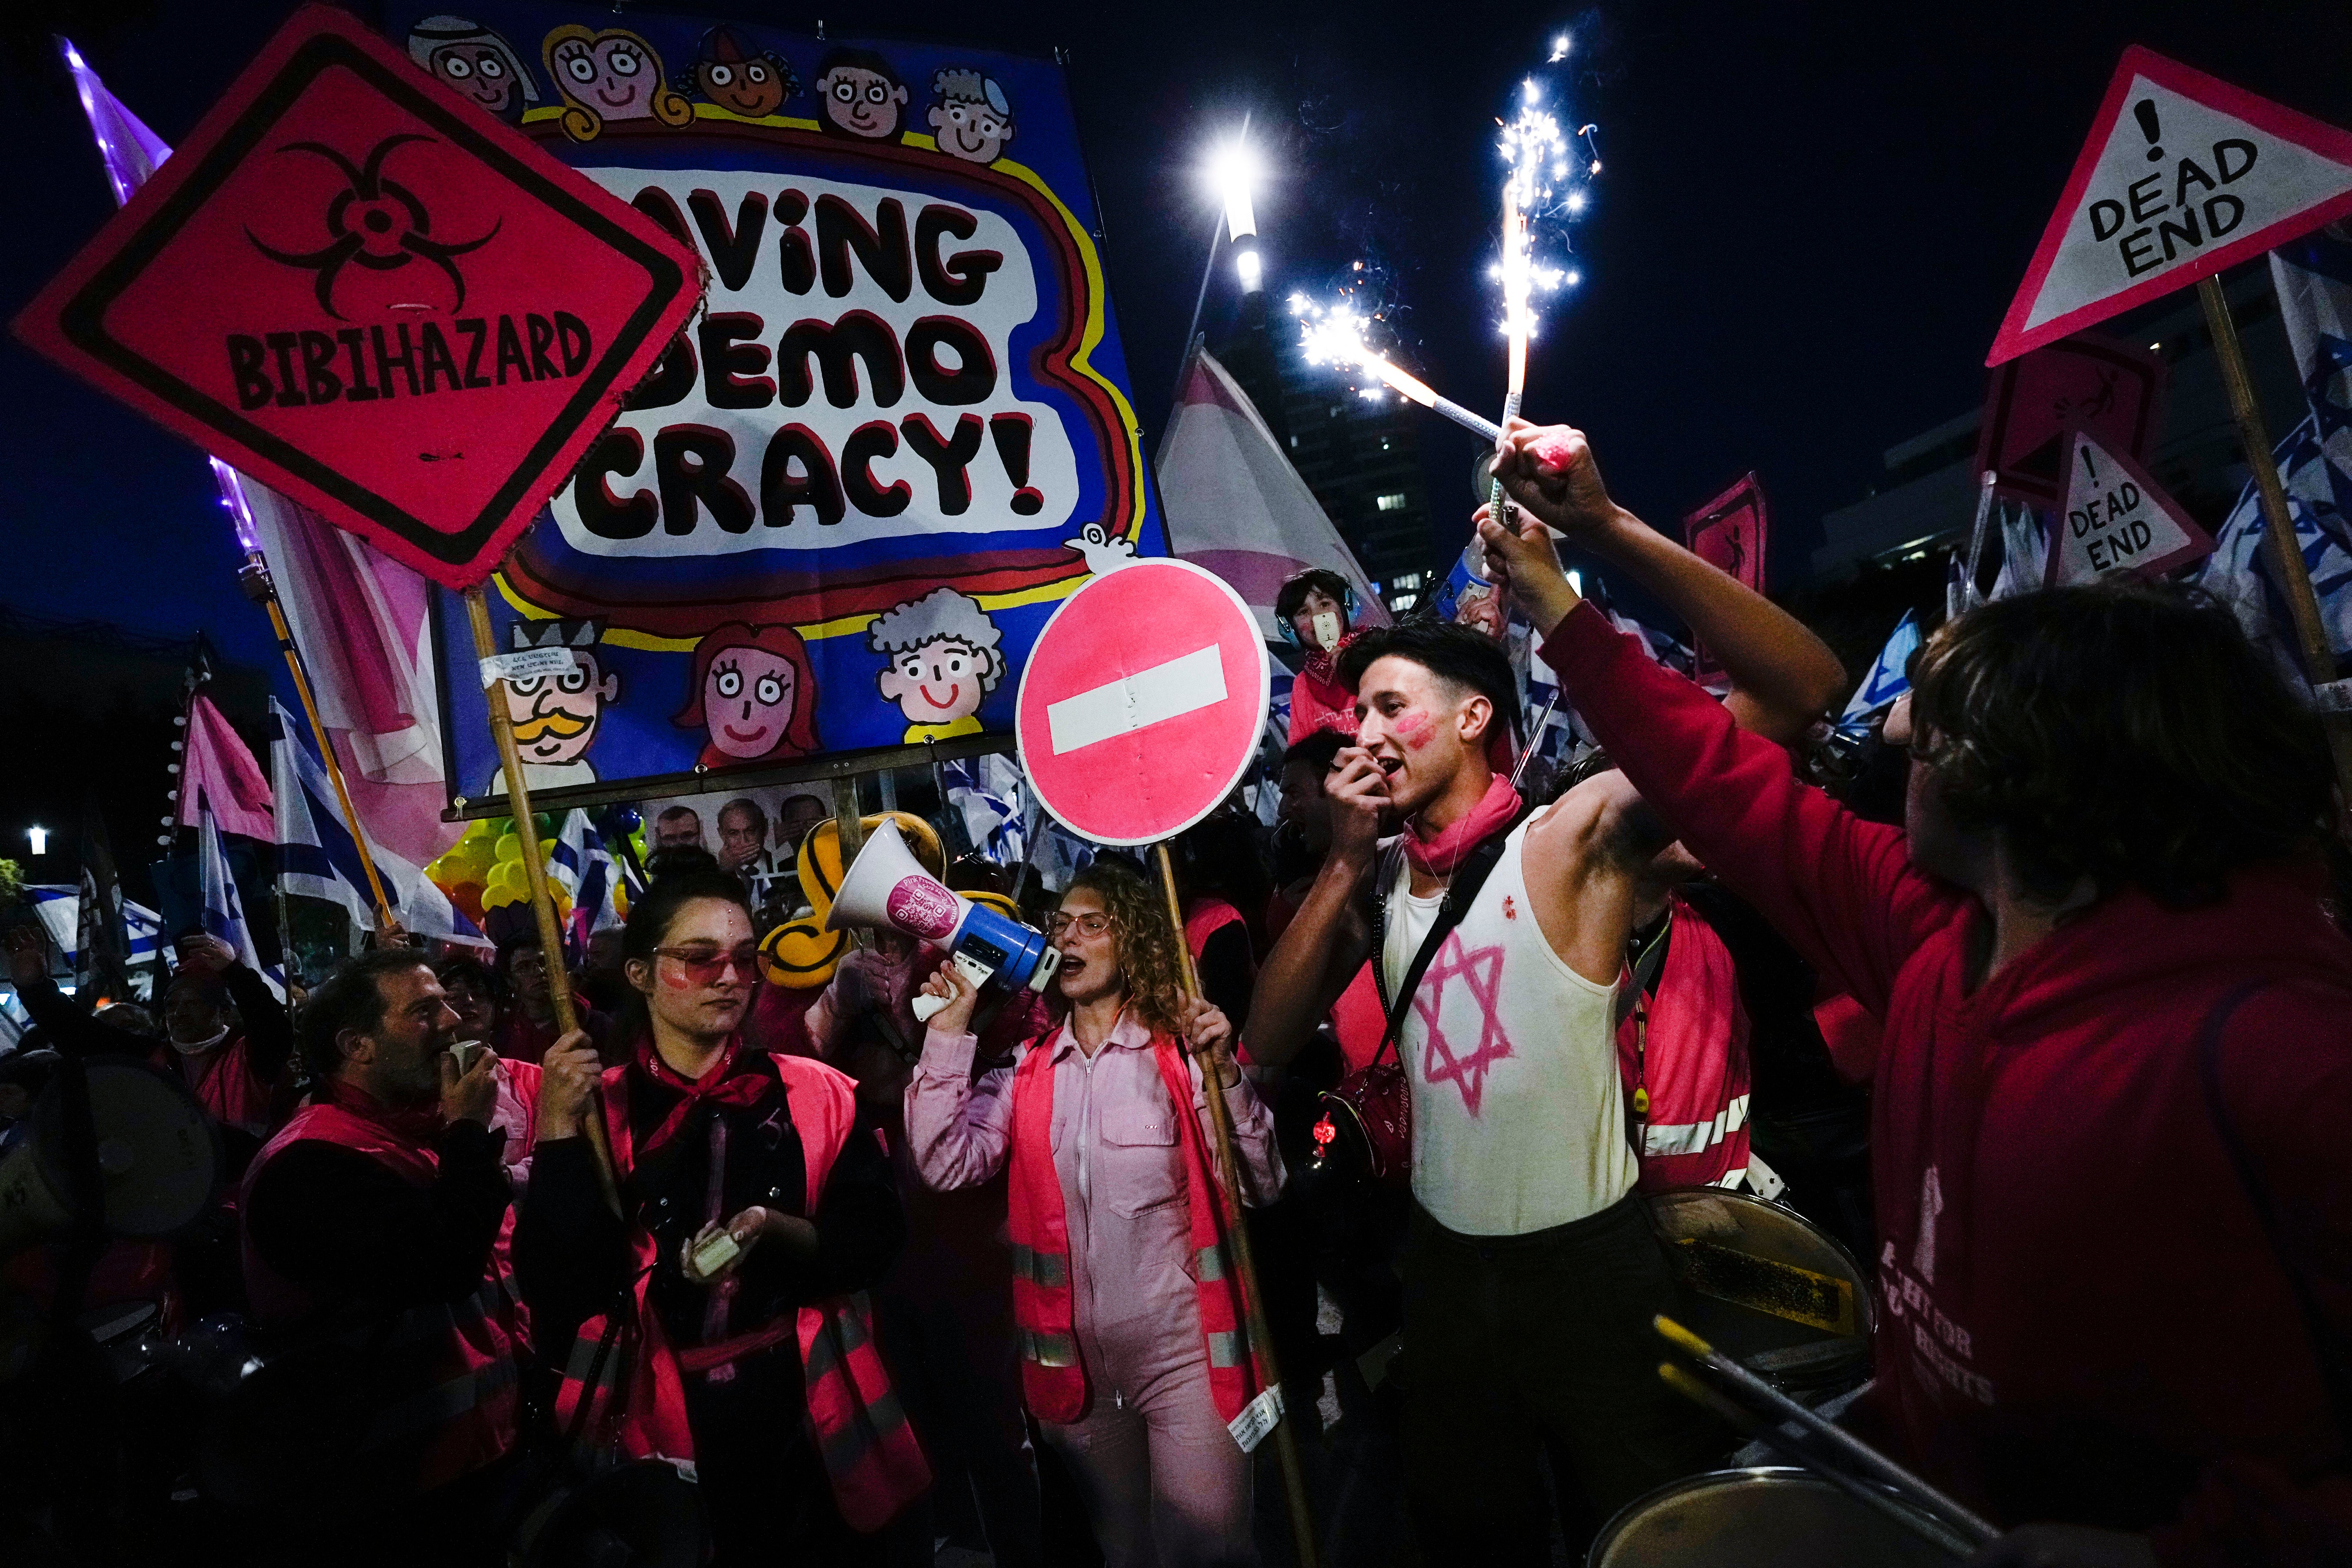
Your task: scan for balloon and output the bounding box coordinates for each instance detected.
[461,819,498,843]
[490,860,526,894]
[451,883,486,924]
[494,833,523,863]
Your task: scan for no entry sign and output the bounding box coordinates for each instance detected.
[10,5,700,588]
[1015,559,1271,846]
[1990,46,2352,365]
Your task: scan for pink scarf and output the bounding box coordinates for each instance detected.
[1403,775,1522,877]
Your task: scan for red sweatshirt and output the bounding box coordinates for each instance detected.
[1544,601,2352,1561]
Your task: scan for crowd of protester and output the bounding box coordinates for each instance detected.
[1,419,2347,1567]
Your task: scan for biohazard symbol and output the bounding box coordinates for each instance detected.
[247,134,499,319]
[1412,932,1511,1116]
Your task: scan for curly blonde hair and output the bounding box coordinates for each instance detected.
[1067,858,1188,1037]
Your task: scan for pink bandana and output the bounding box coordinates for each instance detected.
[1403,774,1522,877]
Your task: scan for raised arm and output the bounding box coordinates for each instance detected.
[1242,750,1382,1072]
[1482,423,1844,744]
[1481,422,1959,1012]
[903,960,1022,1189]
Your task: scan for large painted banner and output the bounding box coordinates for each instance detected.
[386,4,1165,806]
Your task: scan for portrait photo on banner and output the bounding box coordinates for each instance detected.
[397,2,1168,810]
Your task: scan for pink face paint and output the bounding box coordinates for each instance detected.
[1393,711,1435,750]
[659,963,693,989]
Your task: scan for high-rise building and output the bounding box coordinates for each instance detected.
[1215,291,1437,613]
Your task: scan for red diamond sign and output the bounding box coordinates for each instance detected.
[10,5,701,588]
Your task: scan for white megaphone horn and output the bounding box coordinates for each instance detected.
[827,820,1060,1022]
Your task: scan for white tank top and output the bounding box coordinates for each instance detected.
[1381,816,1635,1236]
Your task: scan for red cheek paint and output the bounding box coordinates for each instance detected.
[1394,711,1434,750]
[659,966,693,989]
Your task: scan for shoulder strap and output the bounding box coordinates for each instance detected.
[2196,980,2352,1441]
[1367,806,1532,1069]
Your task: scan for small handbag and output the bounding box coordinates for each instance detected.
[1308,810,1529,1189]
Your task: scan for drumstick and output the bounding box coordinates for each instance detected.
[1656,1364,1978,1559]
[1655,1315,2001,1547]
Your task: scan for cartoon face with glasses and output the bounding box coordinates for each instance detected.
[486,621,620,795]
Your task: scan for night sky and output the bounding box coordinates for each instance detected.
[6,0,2352,674]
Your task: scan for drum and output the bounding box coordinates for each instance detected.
[0,1059,220,1254]
[1646,1188,1873,1399]
[1590,1468,1954,1567]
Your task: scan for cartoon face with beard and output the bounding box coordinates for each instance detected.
[486,620,619,795]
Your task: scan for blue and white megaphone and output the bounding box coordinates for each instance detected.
[826,820,1060,1022]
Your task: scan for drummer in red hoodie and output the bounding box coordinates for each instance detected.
[1481,417,2352,1568]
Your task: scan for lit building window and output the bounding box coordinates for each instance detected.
[1375,492,1407,512]
[1390,592,1419,609]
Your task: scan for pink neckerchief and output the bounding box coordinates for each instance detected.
[1403,774,1523,877]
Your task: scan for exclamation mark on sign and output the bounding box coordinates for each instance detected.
[2134,99,2163,162]
[991,413,1044,516]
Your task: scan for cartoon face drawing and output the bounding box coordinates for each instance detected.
[543,25,693,142]
[926,69,1014,164]
[675,623,822,768]
[689,26,794,119]
[503,648,618,767]
[867,588,1005,740]
[407,16,539,121]
[815,48,909,141]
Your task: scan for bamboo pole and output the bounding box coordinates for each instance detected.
[462,583,621,1216]
[1154,841,1321,1568]
[2198,276,2352,801]
[237,556,399,934]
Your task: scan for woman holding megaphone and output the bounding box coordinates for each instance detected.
[906,857,1283,1568]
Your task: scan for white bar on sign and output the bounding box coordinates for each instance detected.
[1047,644,1227,754]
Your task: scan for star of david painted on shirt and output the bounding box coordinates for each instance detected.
[1412,931,1511,1116]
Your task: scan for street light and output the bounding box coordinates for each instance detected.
[26,826,48,856]
[1176,117,1262,392]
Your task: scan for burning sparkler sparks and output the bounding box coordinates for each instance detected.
[1291,293,1502,442]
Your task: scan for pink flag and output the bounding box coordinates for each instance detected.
[177,693,274,841]
[1156,347,1388,639]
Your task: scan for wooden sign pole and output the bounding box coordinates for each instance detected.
[462,582,621,1215]
[1154,841,1321,1568]
[2198,276,2352,801]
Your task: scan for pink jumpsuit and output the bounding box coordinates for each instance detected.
[905,1013,1283,1568]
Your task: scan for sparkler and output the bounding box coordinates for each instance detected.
[1292,295,1502,442]
[1484,67,1588,529]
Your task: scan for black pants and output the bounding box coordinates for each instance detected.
[1399,1195,1725,1565]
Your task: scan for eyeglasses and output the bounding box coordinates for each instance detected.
[1046,912,1113,939]
[652,944,762,984]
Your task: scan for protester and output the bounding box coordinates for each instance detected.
[1246,491,1842,1556]
[239,948,547,1568]
[490,938,608,1065]
[8,929,291,1162]
[514,862,923,1567]
[805,923,1052,1568]
[434,952,499,1046]
[1267,727,1383,1070]
[906,856,1280,1568]
[575,926,630,1015]
[1483,416,2352,1566]
[1170,806,1269,1027]
[1278,568,1361,743]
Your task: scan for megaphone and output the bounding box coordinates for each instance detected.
[827,821,1060,1023]
[0,1058,220,1256]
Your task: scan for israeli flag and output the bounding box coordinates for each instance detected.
[1839,610,1922,733]
[943,756,1031,868]
[2195,233,2352,694]
[552,810,623,947]
[268,700,479,943]
[198,800,283,999]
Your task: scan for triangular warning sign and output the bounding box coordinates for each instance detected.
[2045,429,2217,587]
[1989,47,2352,365]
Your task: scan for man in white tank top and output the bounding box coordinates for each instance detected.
[1250,511,1843,1561]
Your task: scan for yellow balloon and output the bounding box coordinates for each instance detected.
[462,819,498,843]
[495,833,523,863]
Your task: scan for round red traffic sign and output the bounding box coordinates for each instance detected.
[1015,559,1271,846]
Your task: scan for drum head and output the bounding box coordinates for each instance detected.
[1590,1467,1953,1568]
[80,1060,220,1238]
[1647,1189,1872,1395]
